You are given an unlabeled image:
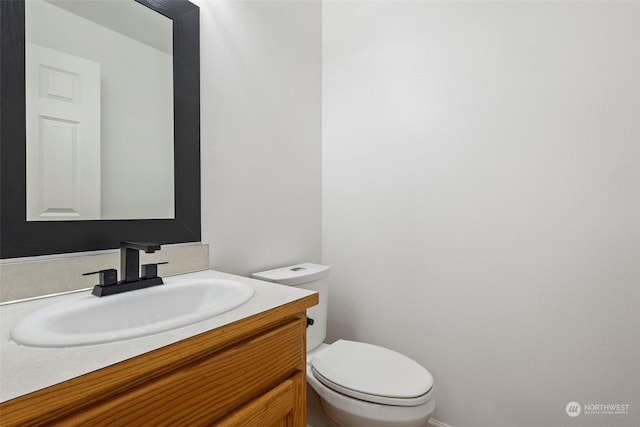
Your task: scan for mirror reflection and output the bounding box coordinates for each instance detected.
[25,0,174,221]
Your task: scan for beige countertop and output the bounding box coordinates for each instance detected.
[0,269,314,402]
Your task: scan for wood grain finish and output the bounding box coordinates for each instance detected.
[216,374,303,427]
[0,293,317,427]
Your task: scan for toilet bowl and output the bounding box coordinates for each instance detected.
[253,264,435,427]
[307,342,435,427]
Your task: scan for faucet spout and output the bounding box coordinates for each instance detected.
[121,241,161,283]
[121,241,161,253]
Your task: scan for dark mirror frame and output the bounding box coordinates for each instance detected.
[0,0,200,259]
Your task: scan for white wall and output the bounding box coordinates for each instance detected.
[323,2,640,426]
[196,0,323,276]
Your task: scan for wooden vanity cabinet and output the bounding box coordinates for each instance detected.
[0,294,317,426]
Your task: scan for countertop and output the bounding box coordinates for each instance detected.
[0,269,315,402]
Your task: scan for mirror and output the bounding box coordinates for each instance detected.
[26,0,174,221]
[0,0,200,258]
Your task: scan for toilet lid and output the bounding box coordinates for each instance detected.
[310,340,434,406]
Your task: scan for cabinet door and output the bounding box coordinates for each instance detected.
[215,371,306,427]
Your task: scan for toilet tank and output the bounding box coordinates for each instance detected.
[252,263,329,352]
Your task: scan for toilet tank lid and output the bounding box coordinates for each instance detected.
[252,263,330,286]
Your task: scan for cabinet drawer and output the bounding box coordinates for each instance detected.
[59,319,305,426]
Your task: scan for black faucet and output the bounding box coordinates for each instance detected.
[121,241,161,282]
[86,241,167,297]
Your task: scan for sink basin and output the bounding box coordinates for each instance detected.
[10,278,255,348]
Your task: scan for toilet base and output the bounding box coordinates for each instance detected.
[307,384,331,427]
[318,397,433,427]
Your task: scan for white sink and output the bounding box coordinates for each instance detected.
[10,278,255,348]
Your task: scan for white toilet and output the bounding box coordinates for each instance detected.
[253,263,435,427]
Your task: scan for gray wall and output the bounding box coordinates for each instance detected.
[196,0,323,276]
[322,1,640,426]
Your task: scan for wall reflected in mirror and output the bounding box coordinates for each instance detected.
[25,0,174,221]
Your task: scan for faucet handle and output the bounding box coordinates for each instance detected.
[83,268,118,286]
[141,262,168,280]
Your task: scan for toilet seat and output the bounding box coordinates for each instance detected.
[310,340,434,407]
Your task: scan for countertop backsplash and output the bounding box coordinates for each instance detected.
[0,243,209,303]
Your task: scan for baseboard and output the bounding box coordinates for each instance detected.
[428,418,452,427]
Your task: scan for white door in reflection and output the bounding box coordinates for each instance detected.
[26,44,101,221]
